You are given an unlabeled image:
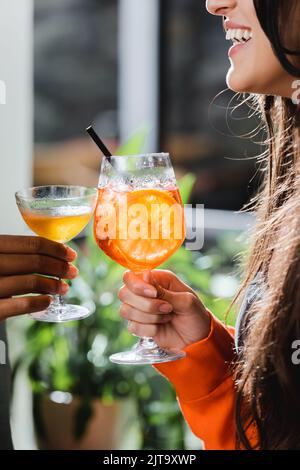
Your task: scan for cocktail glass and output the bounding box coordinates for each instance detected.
[15,185,97,322]
[94,153,186,364]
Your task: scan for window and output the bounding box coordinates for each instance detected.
[160,0,260,210]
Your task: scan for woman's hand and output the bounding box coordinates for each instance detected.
[118,270,212,350]
[0,235,78,320]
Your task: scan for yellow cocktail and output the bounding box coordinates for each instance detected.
[21,206,93,243]
[15,185,97,322]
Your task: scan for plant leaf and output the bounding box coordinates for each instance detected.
[117,127,149,156]
[177,173,196,204]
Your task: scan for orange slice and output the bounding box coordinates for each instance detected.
[115,189,185,269]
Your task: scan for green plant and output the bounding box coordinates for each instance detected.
[22,228,241,448]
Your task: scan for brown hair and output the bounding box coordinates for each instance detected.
[234,0,300,450]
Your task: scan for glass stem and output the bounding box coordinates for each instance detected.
[137,337,158,351]
[52,294,64,308]
[134,271,160,352]
[51,278,64,316]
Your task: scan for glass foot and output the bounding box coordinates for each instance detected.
[109,343,186,365]
[30,304,93,323]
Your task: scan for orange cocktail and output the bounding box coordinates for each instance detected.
[94,186,185,272]
[93,152,186,365]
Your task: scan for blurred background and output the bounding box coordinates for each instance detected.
[0,0,259,450]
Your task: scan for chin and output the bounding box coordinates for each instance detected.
[226,67,257,94]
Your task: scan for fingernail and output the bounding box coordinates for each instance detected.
[68,265,79,278]
[159,303,173,313]
[66,247,77,261]
[59,283,69,294]
[144,288,157,298]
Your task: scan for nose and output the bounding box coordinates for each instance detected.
[206,0,237,16]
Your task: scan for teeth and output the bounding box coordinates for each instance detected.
[236,29,243,41]
[226,28,252,43]
[244,30,251,41]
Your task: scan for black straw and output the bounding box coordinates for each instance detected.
[86,125,112,160]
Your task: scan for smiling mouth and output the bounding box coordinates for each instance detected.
[226,28,253,45]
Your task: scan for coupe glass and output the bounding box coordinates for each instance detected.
[94,153,186,364]
[15,185,97,322]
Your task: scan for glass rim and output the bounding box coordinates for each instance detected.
[105,152,170,160]
[15,185,98,202]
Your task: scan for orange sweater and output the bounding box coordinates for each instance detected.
[154,315,257,450]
